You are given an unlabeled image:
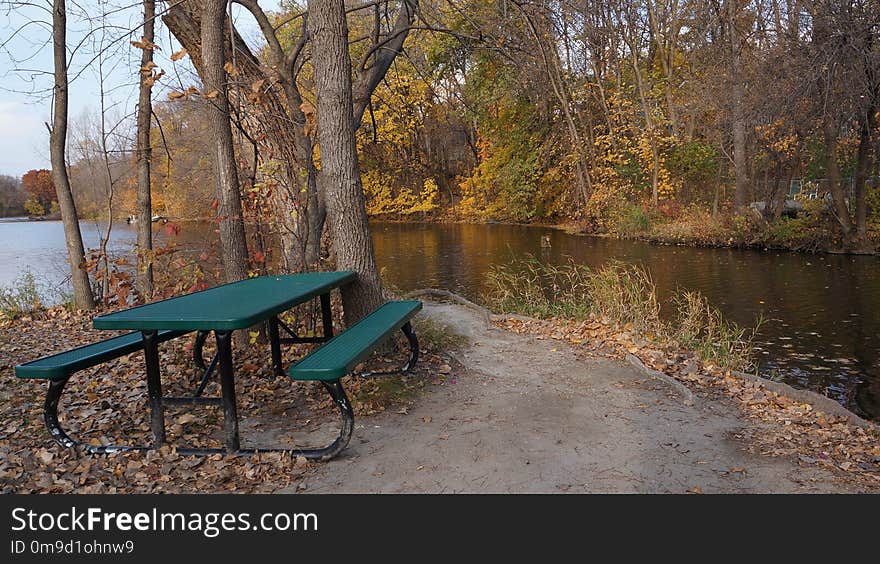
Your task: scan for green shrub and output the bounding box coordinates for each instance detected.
[666,141,719,184]
[484,255,592,319]
[763,200,830,251]
[584,261,662,334]
[729,211,763,244]
[615,204,651,237]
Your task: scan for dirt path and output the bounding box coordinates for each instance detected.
[288,301,855,493]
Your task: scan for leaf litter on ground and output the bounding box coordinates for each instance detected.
[0,305,452,493]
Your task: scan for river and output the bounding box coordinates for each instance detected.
[2,218,878,420]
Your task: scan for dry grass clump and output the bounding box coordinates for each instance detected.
[485,257,761,372]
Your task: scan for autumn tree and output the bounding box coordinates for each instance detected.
[135,0,157,299]
[21,169,57,215]
[49,0,95,309]
[308,0,385,321]
[163,0,419,272]
[810,0,879,249]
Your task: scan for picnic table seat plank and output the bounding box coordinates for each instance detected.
[14,329,187,380]
[289,300,423,381]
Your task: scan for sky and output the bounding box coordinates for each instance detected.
[0,0,278,178]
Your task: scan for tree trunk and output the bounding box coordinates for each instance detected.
[304,165,325,268]
[823,119,852,237]
[852,109,874,247]
[50,0,95,310]
[135,0,155,300]
[202,0,249,283]
[629,46,660,206]
[165,2,311,273]
[98,58,115,303]
[728,0,749,212]
[308,0,384,323]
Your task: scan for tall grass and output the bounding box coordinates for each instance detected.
[484,256,592,319]
[672,291,764,372]
[485,256,762,372]
[584,261,662,334]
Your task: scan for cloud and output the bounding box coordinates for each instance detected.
[0,100,50,177]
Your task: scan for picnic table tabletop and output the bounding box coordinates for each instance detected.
[92,271,357,331]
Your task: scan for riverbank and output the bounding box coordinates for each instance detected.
[0,214,61,222]
[2,297,878,492]
[557,209,878,256]
[374,204,878,255]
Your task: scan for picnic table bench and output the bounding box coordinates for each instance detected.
[15,272,422,460]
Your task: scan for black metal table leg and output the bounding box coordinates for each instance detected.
[214,330,240,452]
[142,330,165,446]
[320,293,334,340]
[192,330,209,370]
[268,316,284,375]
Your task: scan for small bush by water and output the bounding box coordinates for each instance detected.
[485,257,762,372]
[0,271,44,320]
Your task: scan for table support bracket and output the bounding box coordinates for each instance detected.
[41,376,352,459]
[356,322,420,378]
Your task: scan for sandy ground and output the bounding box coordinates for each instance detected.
[285,302,856,493]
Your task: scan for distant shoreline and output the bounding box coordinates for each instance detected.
[0,214,61,222]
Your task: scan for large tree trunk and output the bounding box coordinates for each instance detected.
[202,0,249,282]
[50,0,95,310]
[308,0,384,323]
[135,0,155,299]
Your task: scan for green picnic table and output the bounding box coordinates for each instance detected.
[16,271,422,460]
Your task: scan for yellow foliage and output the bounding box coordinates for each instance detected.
[456,134,501,218]
[635,134,678,200]
[363,170,439,216]
[755,119,799,158]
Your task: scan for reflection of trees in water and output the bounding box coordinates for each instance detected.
[844,258,879,420]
